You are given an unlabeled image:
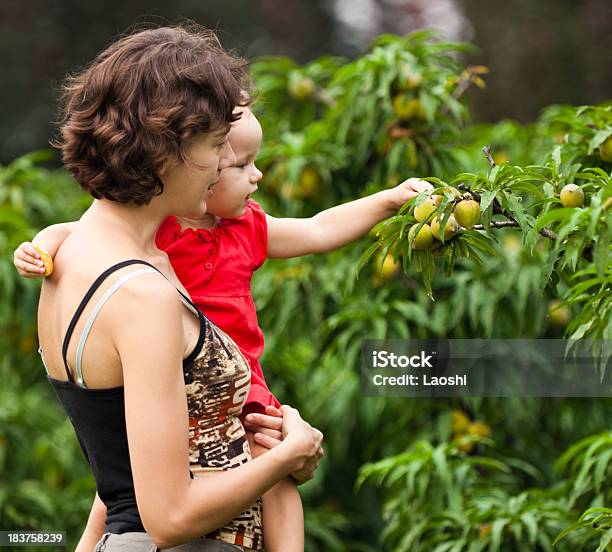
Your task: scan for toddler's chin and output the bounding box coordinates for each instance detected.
[208,205,247,220]
[182,203,207,218]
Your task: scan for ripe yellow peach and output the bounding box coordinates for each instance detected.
[467,421,492,438]
[431,214,459,241]
[547,299,570,327]
[408,223,434,250]
[297,166,324,199]
[392,95,426,120]
[451,409,471,433]
[288,76,315,100]
[599,137,612,163]
[454,199,480,229]
[559,184,584,208]
[432,186,462,201]
[414,195,442,223]
[376,253,401,280]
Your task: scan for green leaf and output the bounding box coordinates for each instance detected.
[356,240,383,275]
[589,129,612,153]
[597,528,612,552]
[489,518,508,551]
[421,251,436,300]
[535,207,575,231]
[503,192,531,232]
[552,517,593,545]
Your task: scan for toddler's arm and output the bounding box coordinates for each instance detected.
[247,432,304,552]
[13,222,76,278]
[266,178,432,258]
[75,493,107,552]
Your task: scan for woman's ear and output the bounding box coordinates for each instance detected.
[157,156,177,177]
[157,160,170,177]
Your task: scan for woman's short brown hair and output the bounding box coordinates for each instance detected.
[54,24,248,205]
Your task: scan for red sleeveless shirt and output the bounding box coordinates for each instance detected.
[155,200,281,415]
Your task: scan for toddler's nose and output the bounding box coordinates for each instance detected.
[251,166,263,183]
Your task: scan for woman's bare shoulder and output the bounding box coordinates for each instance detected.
[52,227,137,277]
[48,226,183,325]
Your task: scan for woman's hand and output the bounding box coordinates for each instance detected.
[244,405,324,484]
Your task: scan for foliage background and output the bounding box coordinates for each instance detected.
[1,3,611,552]
[1,0,612,163]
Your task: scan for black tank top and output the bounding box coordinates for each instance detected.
[45,259,206,533]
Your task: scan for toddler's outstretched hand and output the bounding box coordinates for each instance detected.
[390,178,434,209]
[13,242,50,278]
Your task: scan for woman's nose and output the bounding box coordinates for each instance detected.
[219,141,236,170]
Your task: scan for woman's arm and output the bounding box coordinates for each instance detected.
[112,276,319,549]
[266,178,433,259]
[74,493,106,552]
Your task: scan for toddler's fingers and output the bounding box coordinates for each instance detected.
[15,242,40,260]
[410,180,433,193]
[252,427,283,441]
[253,432,282,450]
[14,246,43,267]
[24,243,42,259]
[244,412,283,431]
[264,405,282,417]
[16,250,44,267]
[16,259,46,275]
[405,190,421,201]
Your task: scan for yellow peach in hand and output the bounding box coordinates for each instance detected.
[32,245,53,277]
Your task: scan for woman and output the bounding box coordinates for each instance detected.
[38,24,323,551]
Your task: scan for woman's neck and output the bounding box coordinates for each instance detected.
[83,199,167,254]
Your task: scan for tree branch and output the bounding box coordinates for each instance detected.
[482,145,496,168]
[457,181,561,241]
[470,221,519,230]
[453,148,593,262]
